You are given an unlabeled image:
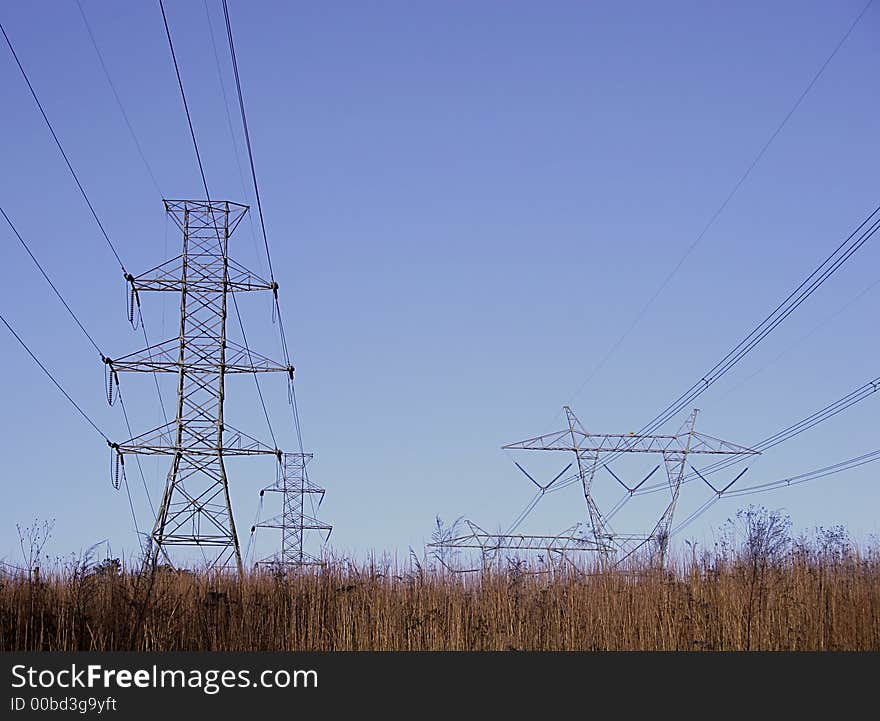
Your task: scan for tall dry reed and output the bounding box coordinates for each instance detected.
[1,548,878,651]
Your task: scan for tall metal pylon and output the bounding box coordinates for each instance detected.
[253,452,332,568]
[107,200,292,573]
[498,405,760,563]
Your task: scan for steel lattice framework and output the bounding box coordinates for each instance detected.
[432,406,759,567]
[429,520,609,572]
[254,452,332,568]
[108,200,291,573]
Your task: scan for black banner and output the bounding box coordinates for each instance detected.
[2,651,876,718]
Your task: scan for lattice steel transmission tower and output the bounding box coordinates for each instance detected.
[431,406,759,567]
[253,452,332,568]
[502,406,759,561]
[107,200,292,574]
[428,519,605,573]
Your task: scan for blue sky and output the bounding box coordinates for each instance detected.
[1,0,878,567]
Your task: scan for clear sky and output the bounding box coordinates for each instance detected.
[0,1,878,567]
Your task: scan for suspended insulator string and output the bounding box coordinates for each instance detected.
[245,492,265,565]
[0,311,109,443]
[128,284,139,329]
[106,364,116,406]
[112,449,123,490]
[550,369,875,502]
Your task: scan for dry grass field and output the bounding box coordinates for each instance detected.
[2,544,878,651]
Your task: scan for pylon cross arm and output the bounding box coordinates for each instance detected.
[108,337,291,374]
[504,431,758,455]
[130,255,275,293]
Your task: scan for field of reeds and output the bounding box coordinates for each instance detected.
[2,546,878,651]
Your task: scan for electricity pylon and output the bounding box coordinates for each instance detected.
[427,519,606,573]
[107,200,292,574]
[502,406,759,561]
[433,406,760,569]
[253,452,332,568]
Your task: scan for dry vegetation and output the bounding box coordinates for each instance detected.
[2,508,878,651]
[1,552,878,651]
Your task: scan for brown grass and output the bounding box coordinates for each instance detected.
[1,549,878,651]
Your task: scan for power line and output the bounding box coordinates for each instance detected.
[723,448,880,498]
[508,360,880,533]
[703,375,880,467]
[513,200,880,533]
[203,0,260,243]
[561,0,874,408]
[1,210,157,545]
[158,0,212,198]
[220,0,307,456]
[550,371,880,499]
[115,387,156,517]
[619,409,880,536]
[0,311,109,443]
[671,497,719,537]
[604,204,880,466]
[220,0,274,283]
[593,369,880,528]
[158,0,278,449]
[498,3,877,544]
[1,205,104,359]
[75,0,164,197]
[2,204,160,530]
[714,275,880,404]
[2,113,159,544]
[669,448,880,536]
[0,20,126,273]
[3,16,170,429]
[231,298,280,448]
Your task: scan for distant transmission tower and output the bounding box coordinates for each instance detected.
[502,406,759,561]
[253,452,332,568]
[432,406,759,567]
[108,200,292,573]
